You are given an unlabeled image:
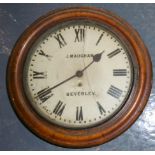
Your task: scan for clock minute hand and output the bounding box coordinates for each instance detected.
[49,74,77,91]
[48,51,104,91]
[35,74,77,100]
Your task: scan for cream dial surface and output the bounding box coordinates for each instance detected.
[23,21,133,128]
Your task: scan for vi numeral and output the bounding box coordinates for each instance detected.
[76,106,83,121]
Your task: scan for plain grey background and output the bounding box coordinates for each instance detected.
[0,3,155,150]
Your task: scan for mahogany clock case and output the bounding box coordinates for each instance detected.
[7,7,152,148]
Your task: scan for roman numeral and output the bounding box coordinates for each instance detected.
[97,102,106,115]
[53,100,66,116]
[36,87,53,103]
[74,28,85,42]
[76,106,83,121]
[107,49,121,58]
[39,50,46,56]
[38,50,52,60]
[113,69,127,76]
[107,85,123,99]
[96,33,104,45]
[54,33,67,48]
[33,71,47,79]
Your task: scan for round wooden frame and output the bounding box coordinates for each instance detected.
[7,7,152,148]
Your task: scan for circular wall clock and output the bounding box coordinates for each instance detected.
[7,7,152,148]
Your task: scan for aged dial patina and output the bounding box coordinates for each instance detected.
[23,21,133,128]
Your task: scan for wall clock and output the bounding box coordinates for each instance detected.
[7,7,152,148]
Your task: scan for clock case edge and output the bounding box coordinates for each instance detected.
[6,7,152,148]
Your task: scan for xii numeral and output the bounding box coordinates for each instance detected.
[36,87,53,103]
[54,33,67,48]
[74,28,85,42]
[76,106,83,121]
[53,100,66,116]
[33,71,47,79]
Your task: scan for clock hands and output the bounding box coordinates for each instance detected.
[52,51,104,89]
[82,51,104,72]
[36,51,104,99]
[48,74,77,91]
[93,51,104,62]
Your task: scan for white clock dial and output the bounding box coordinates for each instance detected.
[23,21,133,128]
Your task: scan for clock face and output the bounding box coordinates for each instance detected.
[23,20,133,129]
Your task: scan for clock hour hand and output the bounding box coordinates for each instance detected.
[93,51,104,62]
[81,51,104,72]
